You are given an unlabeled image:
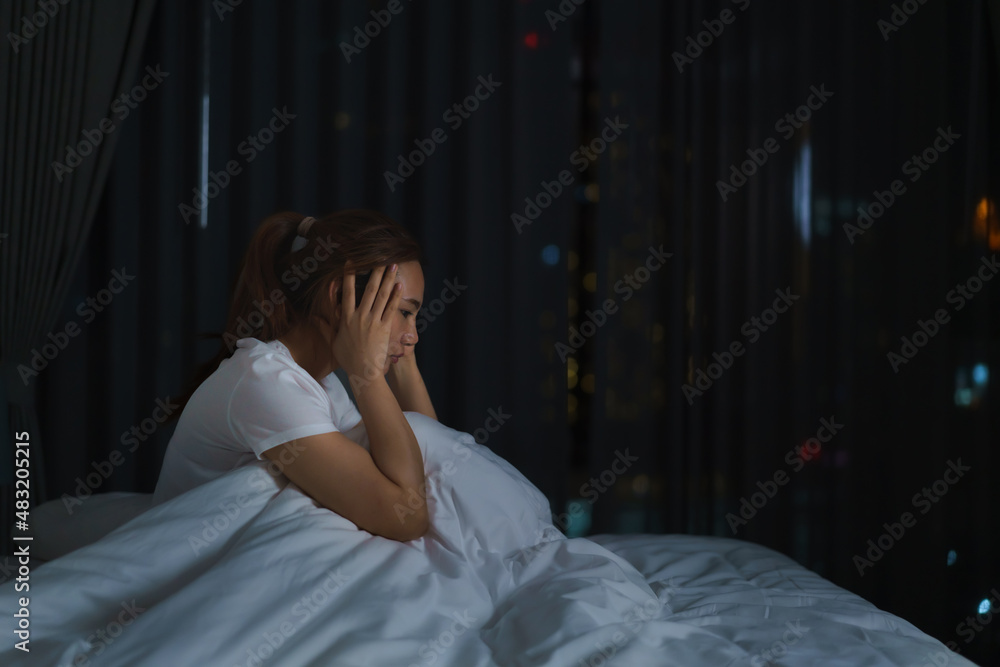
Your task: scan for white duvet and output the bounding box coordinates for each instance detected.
[0,414,974,666]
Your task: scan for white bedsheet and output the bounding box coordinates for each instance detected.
[0,414,973,666]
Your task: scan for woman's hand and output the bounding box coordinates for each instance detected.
[388,345,419,375]
[387,347,438,421]
[332,263,402,380]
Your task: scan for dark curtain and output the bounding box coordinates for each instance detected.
[587,6,997,664]
[29,1,998,663]
[0,0,157,541]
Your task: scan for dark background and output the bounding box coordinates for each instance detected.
[2,0,998,663]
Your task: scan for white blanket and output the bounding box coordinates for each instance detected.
[0,414,973,666]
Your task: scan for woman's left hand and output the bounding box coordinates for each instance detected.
[386,348,437,420]
[387,346,420,392]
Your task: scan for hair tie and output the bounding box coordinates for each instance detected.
[290,216,316,252]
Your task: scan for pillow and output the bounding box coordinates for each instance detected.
[28,492,154,561]
[402,413,556,556]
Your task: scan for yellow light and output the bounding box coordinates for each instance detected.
[584,184,599,202]
[973,197,1000,250]
[581,374,595,393]
[583,272,597,293]
[334,112,351,130]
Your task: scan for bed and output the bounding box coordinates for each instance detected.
[1,414,974,666]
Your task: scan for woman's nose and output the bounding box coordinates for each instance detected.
[401,330,417,346]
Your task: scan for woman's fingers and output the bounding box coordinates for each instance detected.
[373,264,399,318]
[343,262,400,331]
[384,278,403,324]
[357,266,386,314]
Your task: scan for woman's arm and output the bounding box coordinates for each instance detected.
[263,426,427,541]
[353,372,427,509]
[387,352,438,421]
[265,265,429,541]
[264,377,428,542]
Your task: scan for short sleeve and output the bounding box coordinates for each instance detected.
[321,372,363,431]
[228,365,339,458]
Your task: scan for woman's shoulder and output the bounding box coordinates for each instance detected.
[224,338,325,397]
[229,337,297,372]
[232,336,291,364]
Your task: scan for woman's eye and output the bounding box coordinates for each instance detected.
[400,310,413,319]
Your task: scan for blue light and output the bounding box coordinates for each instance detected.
[972,363,989,386]
[541,244,560,266]
[947,550,957,566]
[793,141,812,247]
[564,499,592,538]
[978,598,992,615]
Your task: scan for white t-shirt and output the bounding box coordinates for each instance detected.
[153,337,364,504]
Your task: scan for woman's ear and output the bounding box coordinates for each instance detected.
[327,278,340,306]
[327,279,342,325]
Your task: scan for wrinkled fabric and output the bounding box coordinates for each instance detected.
[0,414,971,666]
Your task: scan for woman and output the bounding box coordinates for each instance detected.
[153,209,435,542]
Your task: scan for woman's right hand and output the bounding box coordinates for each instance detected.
[332,263,402,380]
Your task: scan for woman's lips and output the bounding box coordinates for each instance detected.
[389,354,401,364]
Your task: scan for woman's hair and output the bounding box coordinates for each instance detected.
[175,209,422,415]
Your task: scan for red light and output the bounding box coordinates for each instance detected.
[798,440,822,463]
[524,32,539,49]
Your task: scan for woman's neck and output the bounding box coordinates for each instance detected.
[278,321,336,381]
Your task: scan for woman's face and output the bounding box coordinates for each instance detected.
[326,260,425,374]
[383,260,424,371]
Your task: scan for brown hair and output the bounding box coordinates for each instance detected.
[175,209,422,415]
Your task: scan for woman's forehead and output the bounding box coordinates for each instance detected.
[395,261,425,301]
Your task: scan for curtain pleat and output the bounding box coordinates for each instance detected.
[0,0,158,543]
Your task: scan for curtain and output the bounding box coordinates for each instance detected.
[0,0,157,544]
[585,2,997,656]
[27,1,998,662]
